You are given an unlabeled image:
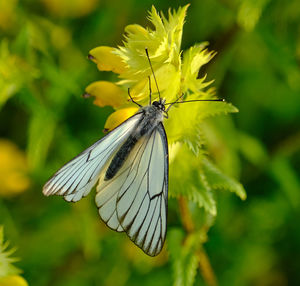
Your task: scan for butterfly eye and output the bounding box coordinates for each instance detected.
[152,101,160,108]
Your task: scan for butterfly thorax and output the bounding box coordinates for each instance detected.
[136,104,164,136]
[104,102,165,181]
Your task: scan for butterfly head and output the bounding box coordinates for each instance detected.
[152,98,166,112]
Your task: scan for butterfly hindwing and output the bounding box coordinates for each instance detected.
[95,123,168,256]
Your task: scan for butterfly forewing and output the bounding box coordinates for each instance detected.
[43,113,142,202]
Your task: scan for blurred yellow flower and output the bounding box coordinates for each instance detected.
[0,140,30,196]
[0,275,28,286]
[87,5,217,131]
[41,0,99,18]
[0,0,18,31]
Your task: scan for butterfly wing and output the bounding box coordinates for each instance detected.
[43,113,142,202]
[95,123,168,256]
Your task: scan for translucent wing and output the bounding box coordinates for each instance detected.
[43,113,142,202]
[95,123,168,256]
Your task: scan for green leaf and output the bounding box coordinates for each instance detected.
[167,100,240,205]
[165,101,238,154]
[237,0,271,31]
[0,40,39,109]
[169,144,217,215]
[198,101,238,120]
[270,157,300,208]
[170,142,246,217]
[27,108,56,170]
[202,158,247,200]
[238,131,269,166]
[182,43,216,94]
[181,125,204,157]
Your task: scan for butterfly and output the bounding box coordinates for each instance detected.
[43,50,223,256]
[43,89,171,257]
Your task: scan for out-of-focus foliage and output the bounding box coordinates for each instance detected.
[0,0,300,286]
[0,227,28,285]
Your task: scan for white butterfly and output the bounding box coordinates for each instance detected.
[43,98,169,256]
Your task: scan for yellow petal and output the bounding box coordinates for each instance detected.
[114,5,189,80]
[0,275,28,286]
[125,24,148,36]
[88,46,127,74]
[85,81,127,108]
[181,44,215,94]
[104,107,139,132]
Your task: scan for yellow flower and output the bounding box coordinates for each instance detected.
[0,275,28,286]
[0,140,30,197]
[86,5,220,133]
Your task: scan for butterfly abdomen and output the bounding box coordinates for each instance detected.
[104,134,138,180]
[104,106,163,181]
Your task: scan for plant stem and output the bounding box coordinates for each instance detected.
[197,248,218,286]
[178,196,194,232]
[178,196,218,286]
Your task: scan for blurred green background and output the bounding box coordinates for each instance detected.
[0,0,300,285]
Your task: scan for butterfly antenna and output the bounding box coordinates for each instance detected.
[145,48,161,101]
[165,93,185,112]
[148,76,152,105]
[165,97,225,112]
[128,88,142,107]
